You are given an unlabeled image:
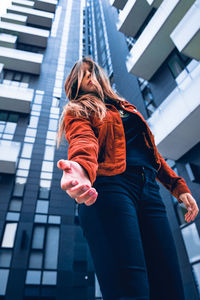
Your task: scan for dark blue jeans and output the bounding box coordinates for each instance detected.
[78,165,185,300]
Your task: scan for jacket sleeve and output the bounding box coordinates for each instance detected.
[64,113,99,185]
[156,152,192,204]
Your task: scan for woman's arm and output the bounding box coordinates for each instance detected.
[64,112,99,186]
[156,152,191,204]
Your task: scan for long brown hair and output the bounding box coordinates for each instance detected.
[56,56,126,148]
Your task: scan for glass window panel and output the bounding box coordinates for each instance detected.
[25,128,36,137]
[0,112,8,121]
[181,223,200,263]
[29,252,43,269]
[28,116,39,128]
[42,271,57,285]
[45,139,56,146]
[0,250,12,267]
[25,270,41,285]
[4,122,16,134]
[44,146,55,161]
[36,90,44,95]
[22,74,30,83]
[36,200,49,214]
[2,134,12,140]
[34,214,47,223]
[39,187,50,199]
[49,113,59,119]
[44,226,59,269]
[52,98,59,107]
[18,158,31,170]
[48,119,58,131]
[32,104,41,112]
[31,111,40,117]
[95,273,102,298]
[13,177,27,197]
[46,131,56,140]
[192,263,200,296]
[16,169,29,177]
[48,216,61,224]
[0,123,5,133]
[50,107,59,115]
[34,94,43,104]
[21,144,33,158]
[0,269,9,295]
[6,212,20,221]
[40,172,53,180]
[32,226,45,249]
[9,199,22,212]
[42,161,53,173]
[40,180,51,189]
[1,223,18,248]
[24,137,35,143]
[13,72,22,81]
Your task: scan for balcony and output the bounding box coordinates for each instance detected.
[117,0,152,37]
[0,84,34,113]
[0,46,43,74]
[110,0,127,10]
[170,0,200,61]
[1,13,28,26]
[126,0,196,80]
[0,33,17,48]
[34,0,58,13]
[0,84,34,114]
[7,5,54,29]
[147,60,200,160]
[0,140,21,174]
[0,21,49,48]
[12,0,34,9]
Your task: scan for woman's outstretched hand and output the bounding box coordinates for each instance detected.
[179,193,199,223]
[57,159,98,206]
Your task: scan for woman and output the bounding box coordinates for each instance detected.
[56,57,199,300]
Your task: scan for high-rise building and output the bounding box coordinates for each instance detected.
[0,0,199,299]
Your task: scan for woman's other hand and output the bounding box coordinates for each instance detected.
[57,159,98,206]
[179,193,199,223]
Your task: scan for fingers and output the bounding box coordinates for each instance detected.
[184,194,199,223]
[61,178,79,191]
[57,159,71,171]
[69,185,98,205]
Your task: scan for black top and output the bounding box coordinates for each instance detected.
[104,98,157,173]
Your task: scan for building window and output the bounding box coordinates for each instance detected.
[3,70,30,88]
[0,112,18,140]
[168,50,192,79]
[141,85,157,117]
[126,36,136,51]
[185,163,200,183]
[26,225,60,286]
[192,262,200,297]
[0,269,9,295]
[1,223,18,248]
[181,223,200,263]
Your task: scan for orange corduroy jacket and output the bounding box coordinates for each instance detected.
[64,99,191,204]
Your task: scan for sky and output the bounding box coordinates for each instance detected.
[0,0,12,17]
